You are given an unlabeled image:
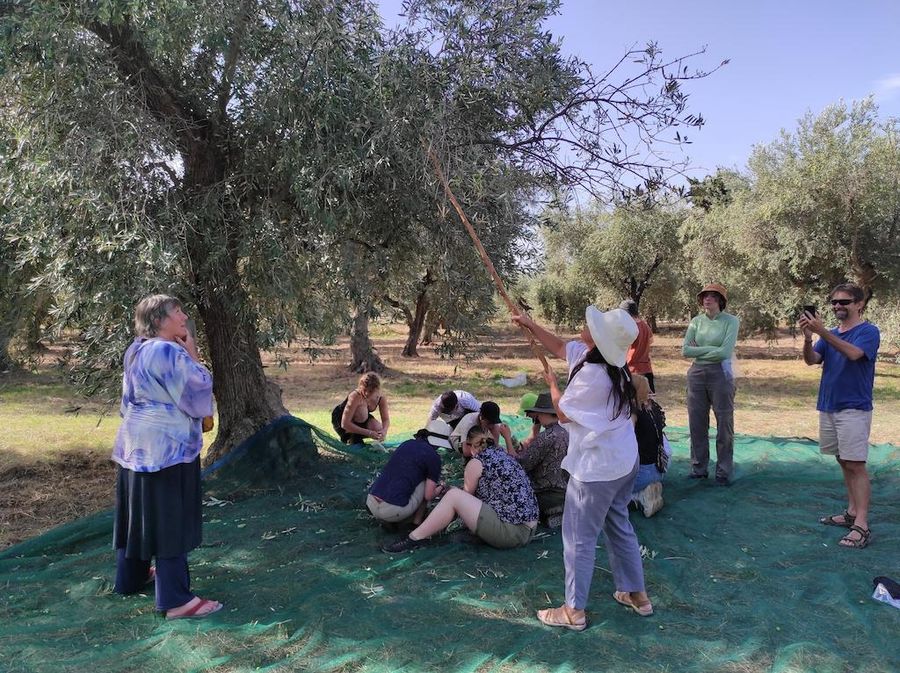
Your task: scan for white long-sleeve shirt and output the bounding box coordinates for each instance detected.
[559,341,637,482]
[427,390,481,424]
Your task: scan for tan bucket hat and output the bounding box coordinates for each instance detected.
[697,283,728,304]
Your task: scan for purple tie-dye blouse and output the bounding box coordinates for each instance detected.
[111,338,214,472]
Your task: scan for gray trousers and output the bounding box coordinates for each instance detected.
[563,461,645,610]
[686,362,735,479]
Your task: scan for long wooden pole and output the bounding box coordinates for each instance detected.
[425,143,552,375]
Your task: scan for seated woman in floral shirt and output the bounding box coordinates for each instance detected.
[381,426,539,552]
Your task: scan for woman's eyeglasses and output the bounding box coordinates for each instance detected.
[830,299,854,306]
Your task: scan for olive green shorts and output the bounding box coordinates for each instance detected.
[475,503,536,549]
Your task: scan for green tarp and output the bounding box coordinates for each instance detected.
[1,416,898,673]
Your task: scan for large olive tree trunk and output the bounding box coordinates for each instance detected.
[199,291,288,464]
[184,151,290,464]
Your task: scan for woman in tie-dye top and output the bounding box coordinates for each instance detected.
[112,294,222,620]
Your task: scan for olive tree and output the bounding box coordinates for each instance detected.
[683,100,900,331]
[1,0,717,459]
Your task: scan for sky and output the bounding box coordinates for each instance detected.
[376,0,900,179]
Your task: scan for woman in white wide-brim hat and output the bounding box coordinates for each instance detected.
[512,306,653,631]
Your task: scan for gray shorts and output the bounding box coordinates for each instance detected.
[475,503,536,549]
[819,410,872,461]
[366,481,425,523]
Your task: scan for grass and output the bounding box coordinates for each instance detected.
[1,321,898,549]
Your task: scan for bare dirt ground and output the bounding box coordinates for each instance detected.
[2,323,897,549]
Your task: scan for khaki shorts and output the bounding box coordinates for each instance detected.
[366,481,425,523]
[475,503,536,549]
[819,410,872,461]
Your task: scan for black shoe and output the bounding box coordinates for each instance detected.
[381,535,427,553]
[714,476,731,487]
[687,472,708,480]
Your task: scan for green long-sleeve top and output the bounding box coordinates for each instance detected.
[682,312,740,363]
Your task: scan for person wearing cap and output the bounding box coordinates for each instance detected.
[682,283,740,486]
[426,390,482,428]
[515,392,569,524]
[449,401,515,456]
[381,425,539,553]
[513,307,653,631]
[366,419,452,528]
[619,299,655,392]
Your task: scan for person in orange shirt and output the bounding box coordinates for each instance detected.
[620,300,655,392]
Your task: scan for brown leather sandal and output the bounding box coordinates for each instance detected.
[536,605,587,631]
[819,511,855,528]
[838,525,871,549]
[613,591,654,617]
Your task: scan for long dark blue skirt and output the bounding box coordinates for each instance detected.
[113,457,202,560]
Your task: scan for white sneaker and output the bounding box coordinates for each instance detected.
[635,482,663,518]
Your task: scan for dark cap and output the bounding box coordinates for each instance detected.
[524,392,556,415]
[618,299,639,316]
[479,401,501,424]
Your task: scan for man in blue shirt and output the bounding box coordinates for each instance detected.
[366,419,452,529]
[800,283,880,549]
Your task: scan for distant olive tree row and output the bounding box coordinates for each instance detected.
[522,98,900,352]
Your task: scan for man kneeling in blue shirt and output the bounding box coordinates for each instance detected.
[366,419,452,529]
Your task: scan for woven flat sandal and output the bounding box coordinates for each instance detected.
[838,525,871,549]
[536,605,587,631]
[612,591,654,617]
[820,511,855,528]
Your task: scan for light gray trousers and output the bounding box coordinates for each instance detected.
[563,460,644,610]
[686,362,735,479]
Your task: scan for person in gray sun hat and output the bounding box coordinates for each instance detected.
[515,392,569,524]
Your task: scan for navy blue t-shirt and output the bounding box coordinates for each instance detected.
[814,321,879,412]
[368,439,441,507]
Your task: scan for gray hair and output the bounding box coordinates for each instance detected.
[134,294,182,337]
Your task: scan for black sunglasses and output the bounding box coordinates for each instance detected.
[830,299,854,306]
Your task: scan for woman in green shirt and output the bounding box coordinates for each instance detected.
[682,283,740,485]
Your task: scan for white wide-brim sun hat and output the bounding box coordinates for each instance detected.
[585,306,639,368]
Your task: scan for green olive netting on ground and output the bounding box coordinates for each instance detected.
[1,415,898,673]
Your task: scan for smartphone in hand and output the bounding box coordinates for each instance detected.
[802,305,817,317]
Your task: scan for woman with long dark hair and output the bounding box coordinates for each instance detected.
[513,306,652,631]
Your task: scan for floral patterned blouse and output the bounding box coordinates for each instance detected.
[112,338,213,473]
[517,422,569,492]
[474,446,539,525]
